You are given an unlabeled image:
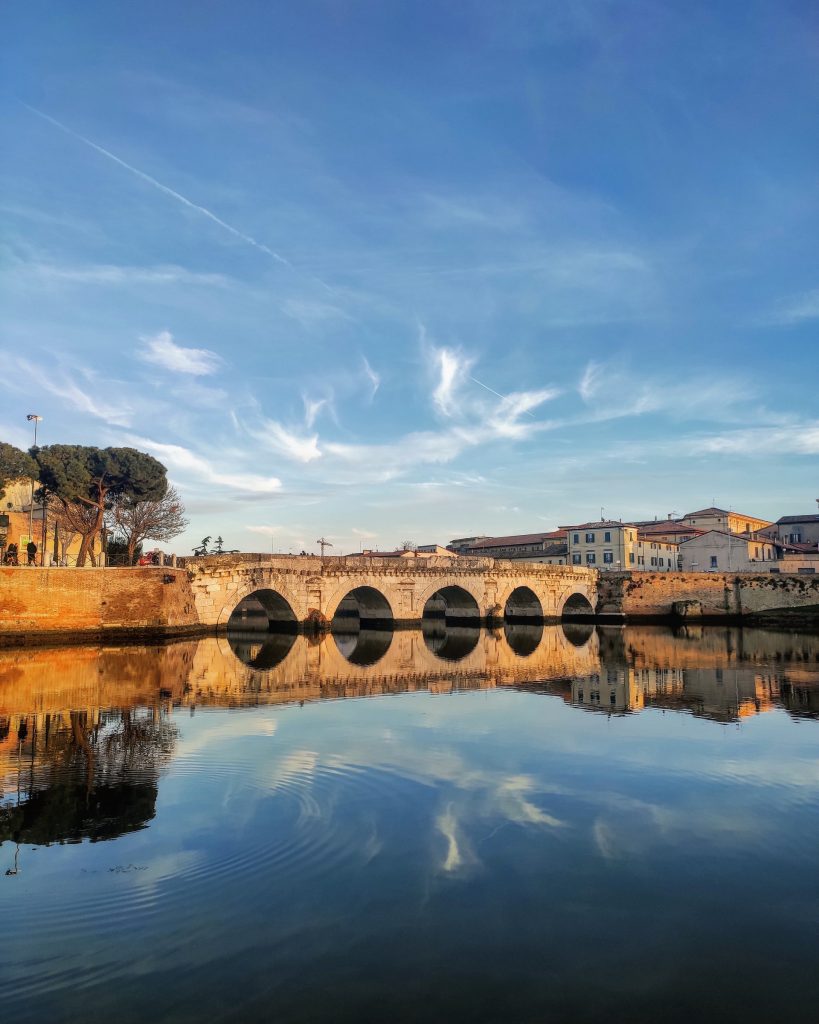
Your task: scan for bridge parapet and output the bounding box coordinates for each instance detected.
[184,554,599,628]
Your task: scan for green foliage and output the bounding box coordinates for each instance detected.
[32,445,90,502]
[0,442,38,499]
[192,535,236,556]
[107,537,142,565]
[33,445,168,566]
[193,536,212,556]
[34,446,167,506]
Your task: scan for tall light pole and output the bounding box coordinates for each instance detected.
[26,415,42,553]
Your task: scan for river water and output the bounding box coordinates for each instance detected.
[2,623,819,1023]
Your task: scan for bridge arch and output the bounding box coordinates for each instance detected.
[561,591,595,619]
[562,621,595,647]
[504,621,544,657]
[504,585,544,621]
[422,621,481,661]
[227,631,298,669]
[332,629,394,667]
[226,588,299,633]
[329,586,394,629]
[420,584,481,622]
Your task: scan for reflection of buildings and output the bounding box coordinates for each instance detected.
[0,625,818,765]
[571,666,686,715]
[2,624,819,850]
[568,664,785,721]
[568,626,819,722]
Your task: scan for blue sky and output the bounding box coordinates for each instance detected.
[2,1,817,554]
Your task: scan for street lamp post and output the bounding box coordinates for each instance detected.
[26,415,42,558]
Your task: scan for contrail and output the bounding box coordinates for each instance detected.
[470,375,537,417]
[21,102,291,266]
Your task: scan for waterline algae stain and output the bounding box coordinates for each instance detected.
[2,625,819,1023]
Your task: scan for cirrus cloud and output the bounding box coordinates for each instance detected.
[139,330,222,376]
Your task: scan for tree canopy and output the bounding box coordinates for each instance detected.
[0,442,37,500]
[33,445,169,565]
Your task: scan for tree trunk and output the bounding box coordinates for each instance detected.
[77,503,105,567]
[128,535,138,565]
[77,532,91,567]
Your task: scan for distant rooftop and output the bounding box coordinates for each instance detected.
[683,507,769,522]
[777,514,819,525]
[638,522,704,536]
[561,521,635,531]
[466,530,566,549]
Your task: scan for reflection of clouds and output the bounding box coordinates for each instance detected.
[495,775,566,828]
[200,692,819,882]
[268,749,319,789]
[590,791,775,861]
[433,775,566,875]
[437,804,476,873]
[267,732,569,876]
[175,715,278,759]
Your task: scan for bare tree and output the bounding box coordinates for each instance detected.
[110,485,189,564]
[52,499,100,565]
[399,540,417,551]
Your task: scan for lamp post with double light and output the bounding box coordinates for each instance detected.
[26,415,42,556]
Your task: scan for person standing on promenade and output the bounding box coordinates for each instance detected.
[26,540,37,566]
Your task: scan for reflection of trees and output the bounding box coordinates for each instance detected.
[0,709,177,846]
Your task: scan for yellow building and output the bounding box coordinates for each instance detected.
[0,477,83,565]
[681,506,771,536]
[564,521,679,571]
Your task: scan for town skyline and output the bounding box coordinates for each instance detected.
[3,2,818,555]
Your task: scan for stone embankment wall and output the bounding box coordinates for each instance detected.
[0,567,200,641]
[2,562,819,642]
[597,572,819,623]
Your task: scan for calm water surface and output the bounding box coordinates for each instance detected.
[2,624,819,1023]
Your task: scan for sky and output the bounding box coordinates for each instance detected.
[1,1,818,555]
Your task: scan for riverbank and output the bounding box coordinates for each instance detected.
[2,563,819,646]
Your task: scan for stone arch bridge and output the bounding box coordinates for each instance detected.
[185,554,598,630]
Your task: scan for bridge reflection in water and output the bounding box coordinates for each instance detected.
[3,625,819,851]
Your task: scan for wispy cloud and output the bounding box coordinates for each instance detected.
[682,422,819,457]
[130,437,282,494]
[431,346,473,417]
[769,288,819,324]
[302,396,328,429]
[22,103,291,264]
[250,419,322,463]
[11,258,231,289]
[577,358,754,422]
[139,330,222,376]
[362,357,380,400]
[280,298,351,326]
[487,388,561,438]
[13,357,132,427]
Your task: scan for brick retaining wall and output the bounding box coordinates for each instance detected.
[0,566,201,640]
